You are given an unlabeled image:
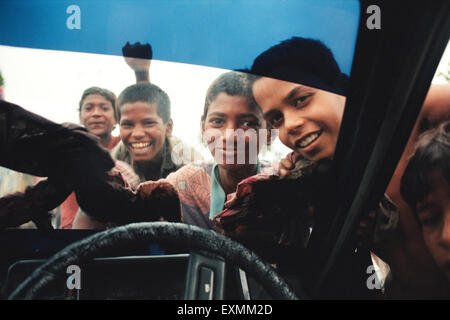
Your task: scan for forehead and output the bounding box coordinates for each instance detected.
[253,77,304,99]
[252,77,304,110]
[424,168,450,196]
[82,93,112,105]
[417,168,450,209]
[207,93,261,118]
[120,101,161,120]
[252,77,344,113]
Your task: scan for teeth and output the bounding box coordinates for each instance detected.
[132,142,151,149]
[298,132,320,148]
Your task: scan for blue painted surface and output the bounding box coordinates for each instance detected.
[0,0,359,74]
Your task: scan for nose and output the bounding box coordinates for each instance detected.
[131,125,145,139]
[221,121,240,141]
[92,106,103,117]
[284,109,305,136]
[224,127,238,140]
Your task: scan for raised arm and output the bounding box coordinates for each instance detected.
[122,42,152,83]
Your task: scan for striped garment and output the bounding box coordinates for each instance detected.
[148,161,275,229]
[73,136,203,229]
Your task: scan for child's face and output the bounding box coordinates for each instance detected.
[119,101,171,162]
[79,94,116,138]
[417,168,450,282]
[202,93,266,169]
[253,77,345,161]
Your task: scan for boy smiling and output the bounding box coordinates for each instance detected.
[72,82,201,229]
[114,83,175,181]
[252,78,345,162]
[59,87,121,229]
[248,37,450,297]
[250,37,348,163]
[78,87,120,149]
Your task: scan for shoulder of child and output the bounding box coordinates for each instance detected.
[112,160,140,190]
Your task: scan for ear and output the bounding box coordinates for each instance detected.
[165,118,173,138]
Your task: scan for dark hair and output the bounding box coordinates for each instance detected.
[400,121,450,214]
[79,87,117,119]
[250,37,348,95]
[202,71,259,121]
[117,83,171,123]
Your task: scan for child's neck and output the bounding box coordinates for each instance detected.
[98,133,112,149]
[135,152,164,181]
[218,164,258,195]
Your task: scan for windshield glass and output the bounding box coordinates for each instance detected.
[0,0,360,229]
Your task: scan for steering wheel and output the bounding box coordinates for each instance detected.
[8,222,305,300]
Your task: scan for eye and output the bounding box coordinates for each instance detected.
[120,121,133,128]
[143,120,157,127]
[419,210,441,228]
[101,105,111,112]
[241,119,259,129]
[294,93,313,108]
[82,105,93,112]
[267,112,283,129]
[209,118,224,126]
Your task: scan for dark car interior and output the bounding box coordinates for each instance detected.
[0,0,449,300]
